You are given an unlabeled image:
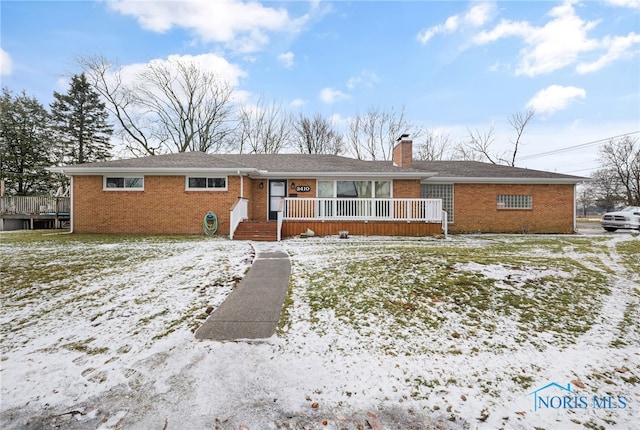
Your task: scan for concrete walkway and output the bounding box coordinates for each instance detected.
[195,242,291,341]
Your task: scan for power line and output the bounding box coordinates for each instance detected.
[519,131,639,161]
[564,167,600,174]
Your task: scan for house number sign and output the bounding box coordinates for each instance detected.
[295,186,311,192]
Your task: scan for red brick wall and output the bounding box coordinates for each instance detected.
[73,175,574,235]
[450,183,575,233]
[248,178,317,221]
[393,140,413,168]
[394,179,421,198]
[73,175,242,234]
[248,178,265,220]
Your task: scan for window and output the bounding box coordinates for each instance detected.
[317,181,334,198]
[375,181,391,198]
[186,177,227,190]
[337,181,372,198]
[422,183,453,222]
[320,180,392,198]
[316,179,394,218]
[104,177,144,190]
[497,194,532,209]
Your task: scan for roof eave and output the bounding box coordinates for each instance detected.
[422,176,589,184]
[252,171,437,179]
[48,167,259,176]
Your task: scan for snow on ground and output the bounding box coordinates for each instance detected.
[0,232,638,429]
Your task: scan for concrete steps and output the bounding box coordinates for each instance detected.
[232,220,277,241]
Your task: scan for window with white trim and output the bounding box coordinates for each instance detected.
[421,183,453,222]
[186,177,227,190]
[317,180,392,198]
[497,194,532,209]
[104,177,144,190]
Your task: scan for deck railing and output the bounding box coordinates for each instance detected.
[282,197,443,222]
[1,196,70,215]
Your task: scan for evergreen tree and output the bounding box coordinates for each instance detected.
[50,73,113,164]
[0,88,53,195]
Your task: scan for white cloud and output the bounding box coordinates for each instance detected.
[319,87,349,104]
[474,1,600,77]
[106,0,308,53]
[278,51,295,68]
[577,32,640,73]
[527,85,586,115]
[417,2,496,44]
[290,98,306,108]
[464,2,496,27]
[1,48,12,75]
[109,54,247,102]
[346,70,379,90]
[605,0,640,9]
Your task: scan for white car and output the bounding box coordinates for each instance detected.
[600,206,640,232]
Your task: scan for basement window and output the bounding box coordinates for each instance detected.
[104,177,144,190]
[186,177,227,191]
[497,194,533,209]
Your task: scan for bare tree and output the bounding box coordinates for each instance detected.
[599,136,640,206]
[346,105,418,160]
[415,130,453,160]
[346,115,364,160]
[293,113,343,155]
[78,56,150,155]
[507,108,535,166]
[236,97,292,154]
[589,168,626,211]
[78,55,235,155]
[455,109,535,166]
[455,126,497,162]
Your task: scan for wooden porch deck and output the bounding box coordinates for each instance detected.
[1,196,70,230]
[281,220,443,238]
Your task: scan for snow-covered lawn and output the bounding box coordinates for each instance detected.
[1,231,638,429]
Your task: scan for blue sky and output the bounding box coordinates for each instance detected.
[1,0,639,175]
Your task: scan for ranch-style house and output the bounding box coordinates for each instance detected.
[49,136,586,240]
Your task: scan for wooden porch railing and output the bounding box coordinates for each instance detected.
[282,197,443,223]
[1,196,70,215]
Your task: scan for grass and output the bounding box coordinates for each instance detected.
[616,239,640,275]
[0,231,249,354]
[0,232,204,293]
[285,236,613,354]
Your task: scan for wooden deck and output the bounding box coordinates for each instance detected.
[1,196,70,230]
[281,220,443,238]
[276,197,446,239]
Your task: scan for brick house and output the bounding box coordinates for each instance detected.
[52,136,585,239]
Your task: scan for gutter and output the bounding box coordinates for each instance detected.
[422,176,589,185]
[250,171,437,179]
[48,167,259,176]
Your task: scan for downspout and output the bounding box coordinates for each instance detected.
[69,175,74,233]
[238,170,243,198]
[60,173,74,234]
[573,184,577,233]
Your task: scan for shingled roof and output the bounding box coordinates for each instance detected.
[218,153,425,174]
[413,160,585,183]
[52,151,586,183]
[54,151,432,178]
[61,151,248,170]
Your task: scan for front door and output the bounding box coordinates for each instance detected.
[269,180,287,220]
